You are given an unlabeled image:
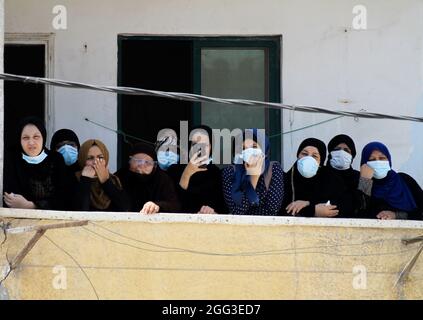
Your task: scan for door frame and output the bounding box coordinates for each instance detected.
[5,33,55,142]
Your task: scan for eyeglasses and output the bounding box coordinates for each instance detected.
[87,155,105,161]
[130,157,157,167]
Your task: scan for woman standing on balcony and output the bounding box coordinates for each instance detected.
[50,128,81,175]
[74,139,129,212]
[221,128,284,215]
[50,128,81,211]
[3,116,71,210]
[155,128,180,172]
[326,134,360,191]
[357,142,423,220]
[167,125,226,214]
[282,138,353,218]
[115,142,181,213]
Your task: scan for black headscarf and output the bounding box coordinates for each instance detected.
[189,125,213,156]
[130,143,157,161]
[124,143,158,184]
[296,138,327,166]
[17,116,47,155]
[327,134,357,163]
[326,134,360,191]
[116,143,181,212]
[50,129,80,150]
[287,138,326,205]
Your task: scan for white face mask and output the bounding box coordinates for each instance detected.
[241,148,264,164]
[367,160,391,179]
[329,150,352,170]
[22,150,48,164]
[297,156,319,178]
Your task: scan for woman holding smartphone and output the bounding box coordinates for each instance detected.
[167,125,226,214]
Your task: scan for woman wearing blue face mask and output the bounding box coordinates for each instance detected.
[357,142,423,220]
[282,138,353,218]
[221,128,284,216]
[50,129,81,173]
[157,149,179,171]
[155,128,180,171]
[167,125,226,214]
[3,117,72,210]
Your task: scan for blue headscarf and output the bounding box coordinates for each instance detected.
[360,142,416,211]
[232,129,270,206]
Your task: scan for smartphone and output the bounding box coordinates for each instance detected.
[198,150,207,168]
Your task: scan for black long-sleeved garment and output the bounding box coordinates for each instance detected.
[73,176,130,212]
[281,165,354,217]
[3,149,72,210]
[326,166,360,192]
[357,173,423,220]
[325,166,361,217]
[167,164,227,214]
[115,167,181,213]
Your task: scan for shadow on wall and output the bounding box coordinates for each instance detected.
[400,94,423,186]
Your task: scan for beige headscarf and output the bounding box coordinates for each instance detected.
[75,139,122,210]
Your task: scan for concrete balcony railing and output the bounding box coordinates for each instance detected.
[0,208,423,300]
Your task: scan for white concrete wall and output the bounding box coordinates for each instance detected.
[4,0,423,181]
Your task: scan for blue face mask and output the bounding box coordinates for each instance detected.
[367,160,391,179]
[22,150,48,165]
[297,156,319,178]
[58,144,78,166]
[233,153,242,164]
[157,151,179,171]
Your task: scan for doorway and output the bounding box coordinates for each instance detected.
[3,43,46,153]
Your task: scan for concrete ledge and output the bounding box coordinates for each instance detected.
[1,207,423,299]
[1,208,423,230]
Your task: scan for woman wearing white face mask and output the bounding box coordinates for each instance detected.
[222,128,284,216]
[3,117,72,210]
[326,134,360,190]
[358,142,423,220]
[282,138,353,218]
